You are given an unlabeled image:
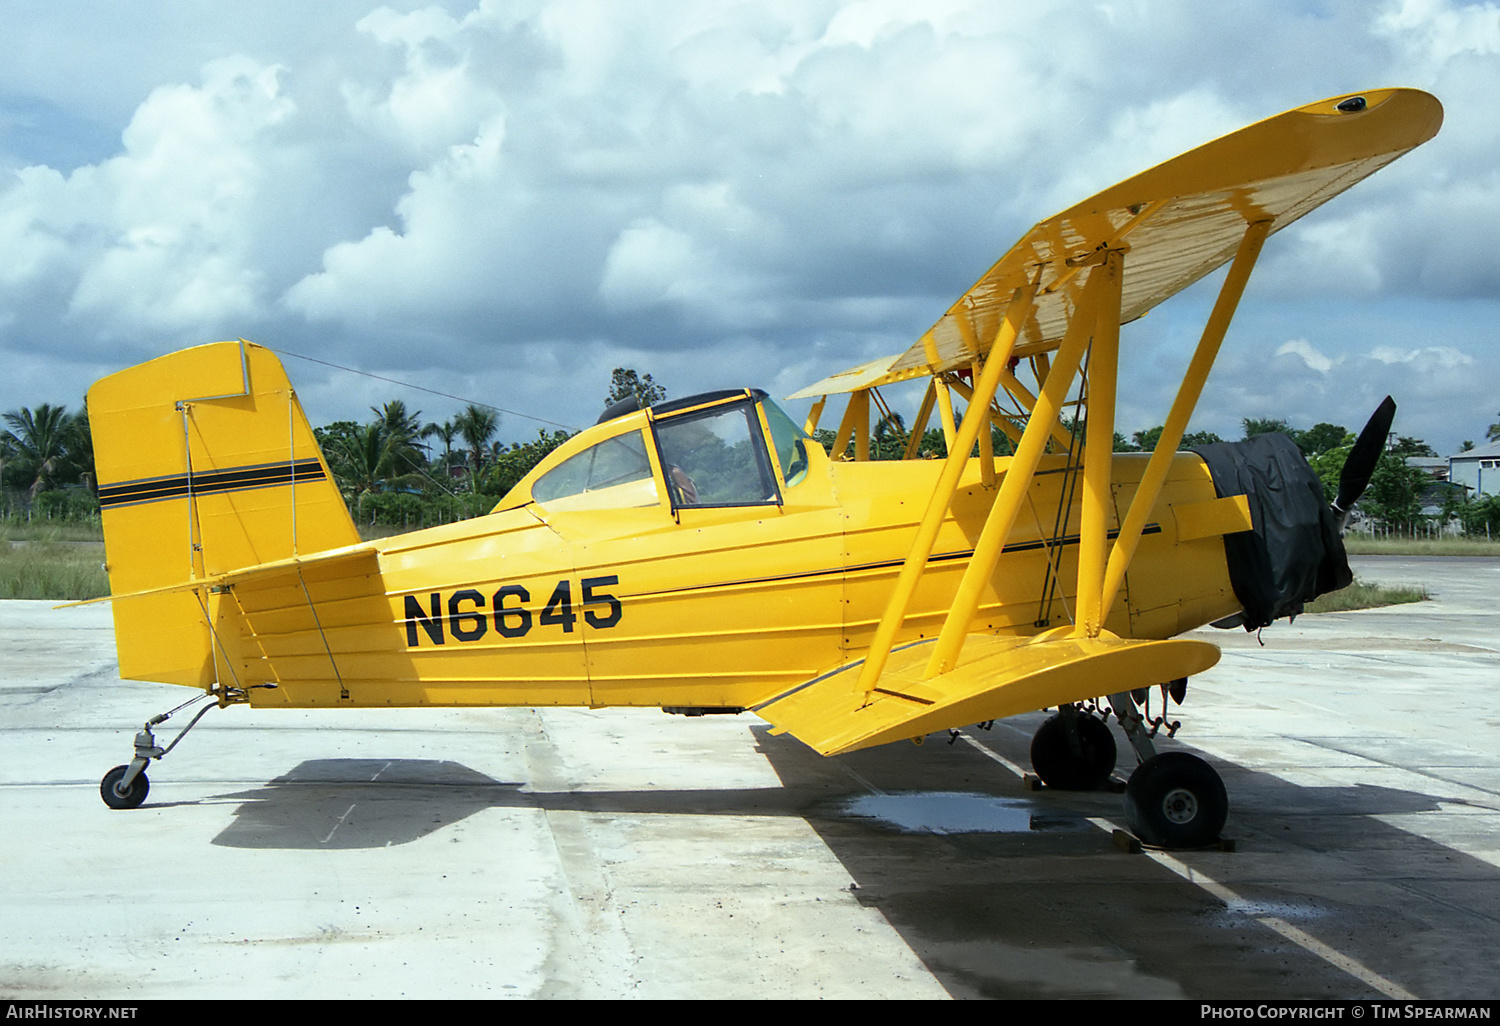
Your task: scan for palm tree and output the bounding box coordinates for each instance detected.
[422,419,460,476]
[3,404,72,499]
[1487,413,1500,444]
[454,405,499,489]
[326,422,423,500]
[373,400,431,478]
[65,408,96,496]
[0,432,14,514]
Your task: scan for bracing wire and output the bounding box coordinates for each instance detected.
[265,346,582,433]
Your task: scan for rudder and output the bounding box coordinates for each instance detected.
[89,340,359,687]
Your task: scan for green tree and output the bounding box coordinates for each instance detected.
[871,411,907,461]
[423,419,461,476]
[454,405,499,489]
[1294,422,1352,456]
[3,404,73,499]
[1122,425,1224,452]
[604,368,667,411]
[64,409,96,496]
[1451,494,1500,537]
[1359,451,1431,533]
[371,400,428,477]
[1306,447,1348,505]
[324,421,423,501]
[1389,436,1437,458]
[1242,417,1294,439]
[484,429,573,497]
[1486,413,1500,443]
[0,432,13,511]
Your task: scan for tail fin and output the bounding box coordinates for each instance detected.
[89,340,359,687]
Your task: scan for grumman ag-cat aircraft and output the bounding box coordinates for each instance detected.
[87,88,1441,849]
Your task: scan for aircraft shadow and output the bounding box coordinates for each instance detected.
[750,718,1500,1000]
[199,726,1500,1000]
[208,756,825,850]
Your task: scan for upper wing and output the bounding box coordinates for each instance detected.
[792,88,1442,397]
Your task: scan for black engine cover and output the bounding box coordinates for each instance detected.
[1191,433,1352,629]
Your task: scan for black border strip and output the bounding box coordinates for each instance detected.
[99,459,328,510]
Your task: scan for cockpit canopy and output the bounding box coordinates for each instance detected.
[497,390,813,515]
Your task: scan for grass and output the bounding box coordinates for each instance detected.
[0,538,109,600]
[1343,535,1500,557]
[1303,577,1429,614]
[0,520,104,544]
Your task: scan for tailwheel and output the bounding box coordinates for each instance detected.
[97,688,251,810]
[1123,752,1228,849]
[1029,708,1117,790]
[100,764,150,810]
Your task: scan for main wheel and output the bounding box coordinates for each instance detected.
[100,764,149,810]
[1030,712,1117,790]
[1123,752,1227,849]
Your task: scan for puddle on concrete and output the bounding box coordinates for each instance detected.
[839,791,1089,835]
[1214,899,1330,921]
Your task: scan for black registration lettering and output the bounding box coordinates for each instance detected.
[449,589,488,642]
[405,578,621,647]
[494,585,532,638]
[581,575,622,629]
[540,580,577,633]
[405,593,445,647]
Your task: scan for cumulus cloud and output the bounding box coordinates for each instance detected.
[1276,339,1335,374]
[0,0,1495,450]
[0,57,297,349]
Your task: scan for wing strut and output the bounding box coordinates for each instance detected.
[1075,249,1124,639]
[901,380,939,460]
[1098,218,1271,623]
[847,219,1269,695]
[853,276,1042,700]
[923,254,1116,678]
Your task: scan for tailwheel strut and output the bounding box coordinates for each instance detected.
[99,686,262,810]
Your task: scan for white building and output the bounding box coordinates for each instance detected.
[1449,440,1500,499]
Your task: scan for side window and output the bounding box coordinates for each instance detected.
[655,403,779,507]
[532,431,658,508]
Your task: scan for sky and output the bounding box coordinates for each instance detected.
[1,0,1496,456]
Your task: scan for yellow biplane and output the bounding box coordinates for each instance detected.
[88,88,1440,849]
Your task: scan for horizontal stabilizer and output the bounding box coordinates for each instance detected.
[757,632,1220,756]
[63,542,378,609]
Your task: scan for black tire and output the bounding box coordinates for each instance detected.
[1123,752,1227,849]
[101,764,149,810]
[1030,712,1117,790]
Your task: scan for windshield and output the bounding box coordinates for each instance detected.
[655,402,779,506]
[760,399,811,487]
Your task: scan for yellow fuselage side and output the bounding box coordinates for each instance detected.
[233,439,1239,710]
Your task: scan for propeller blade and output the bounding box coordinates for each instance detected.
[1333,395,1396,522]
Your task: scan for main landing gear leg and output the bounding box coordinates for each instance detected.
[1107,684,1229,849]
[100,692,224,810]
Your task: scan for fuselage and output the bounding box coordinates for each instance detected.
[237,392,1241,710]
